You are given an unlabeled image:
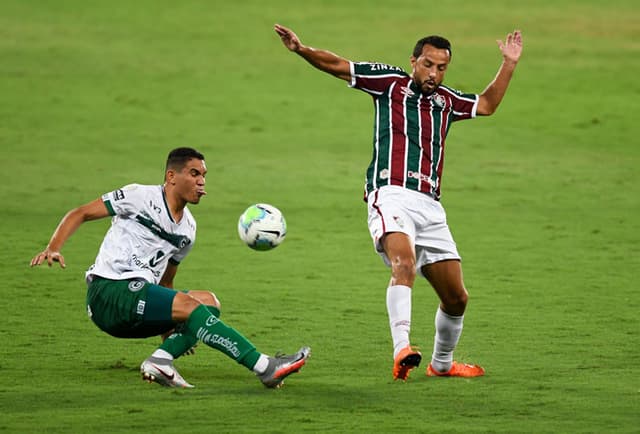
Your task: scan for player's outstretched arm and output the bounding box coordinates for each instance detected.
[30,198,111,268]
[274,24,351,81]
[477,29,523,116]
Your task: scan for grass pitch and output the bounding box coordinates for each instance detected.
[2,0,639,432]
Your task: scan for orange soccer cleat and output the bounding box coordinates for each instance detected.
[392,345,422,381]
[426,361,485,378]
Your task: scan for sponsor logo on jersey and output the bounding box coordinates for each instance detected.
[114,189,125,201]
[149,200,162,214]
[369,63,403,72]
[408,171,436,187]
[131,254,162,277]
[400,86,415,97]
[379,169,390,180]
[148,251,165,268]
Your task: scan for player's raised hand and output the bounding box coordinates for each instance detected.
[497,30,523,64]
[30,249,66,268]
[274,24,302,52]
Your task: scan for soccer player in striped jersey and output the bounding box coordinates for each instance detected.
[275,24,523,380]
[31,147,310,388]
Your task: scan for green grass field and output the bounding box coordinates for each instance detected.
[2,0,639,432]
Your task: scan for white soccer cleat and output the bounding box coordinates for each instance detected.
[140,356,194,388]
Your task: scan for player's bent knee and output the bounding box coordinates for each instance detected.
[206,291,221,310]
[197,290,220,309]
[186,290,221,309]
[442,289,468,314]
[172,292,202,321]
[391,258,417,283]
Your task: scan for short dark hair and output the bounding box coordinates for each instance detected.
[412,35,452,59]
[165,147,205,172]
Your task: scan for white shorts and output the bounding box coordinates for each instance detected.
[367,185,461,273]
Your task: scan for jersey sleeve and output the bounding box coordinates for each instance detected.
[101,184,144,217]
[169,240,193,265]
[441,86,479,122]
[349,61,408,95]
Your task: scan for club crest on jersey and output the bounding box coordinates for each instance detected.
[432,94,446,107]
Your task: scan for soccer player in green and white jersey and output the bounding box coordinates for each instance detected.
[275,24,522,380]
[31,147,310,388]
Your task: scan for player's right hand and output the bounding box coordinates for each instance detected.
[30,249,66,268]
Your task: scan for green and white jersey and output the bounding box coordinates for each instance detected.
[85,184,196,284]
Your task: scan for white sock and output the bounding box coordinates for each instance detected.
[431,307,463,372]
[252,354,269,374]
[387,285,413,359]
[151,349,173,361]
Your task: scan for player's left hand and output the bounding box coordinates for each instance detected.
[30,249,66,268]
[274,24,302,52]
[497,30,523,64]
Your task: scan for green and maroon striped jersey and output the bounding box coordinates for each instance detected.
[349,61,478,200]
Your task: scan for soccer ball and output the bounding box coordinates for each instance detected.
[237,203,287,251]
